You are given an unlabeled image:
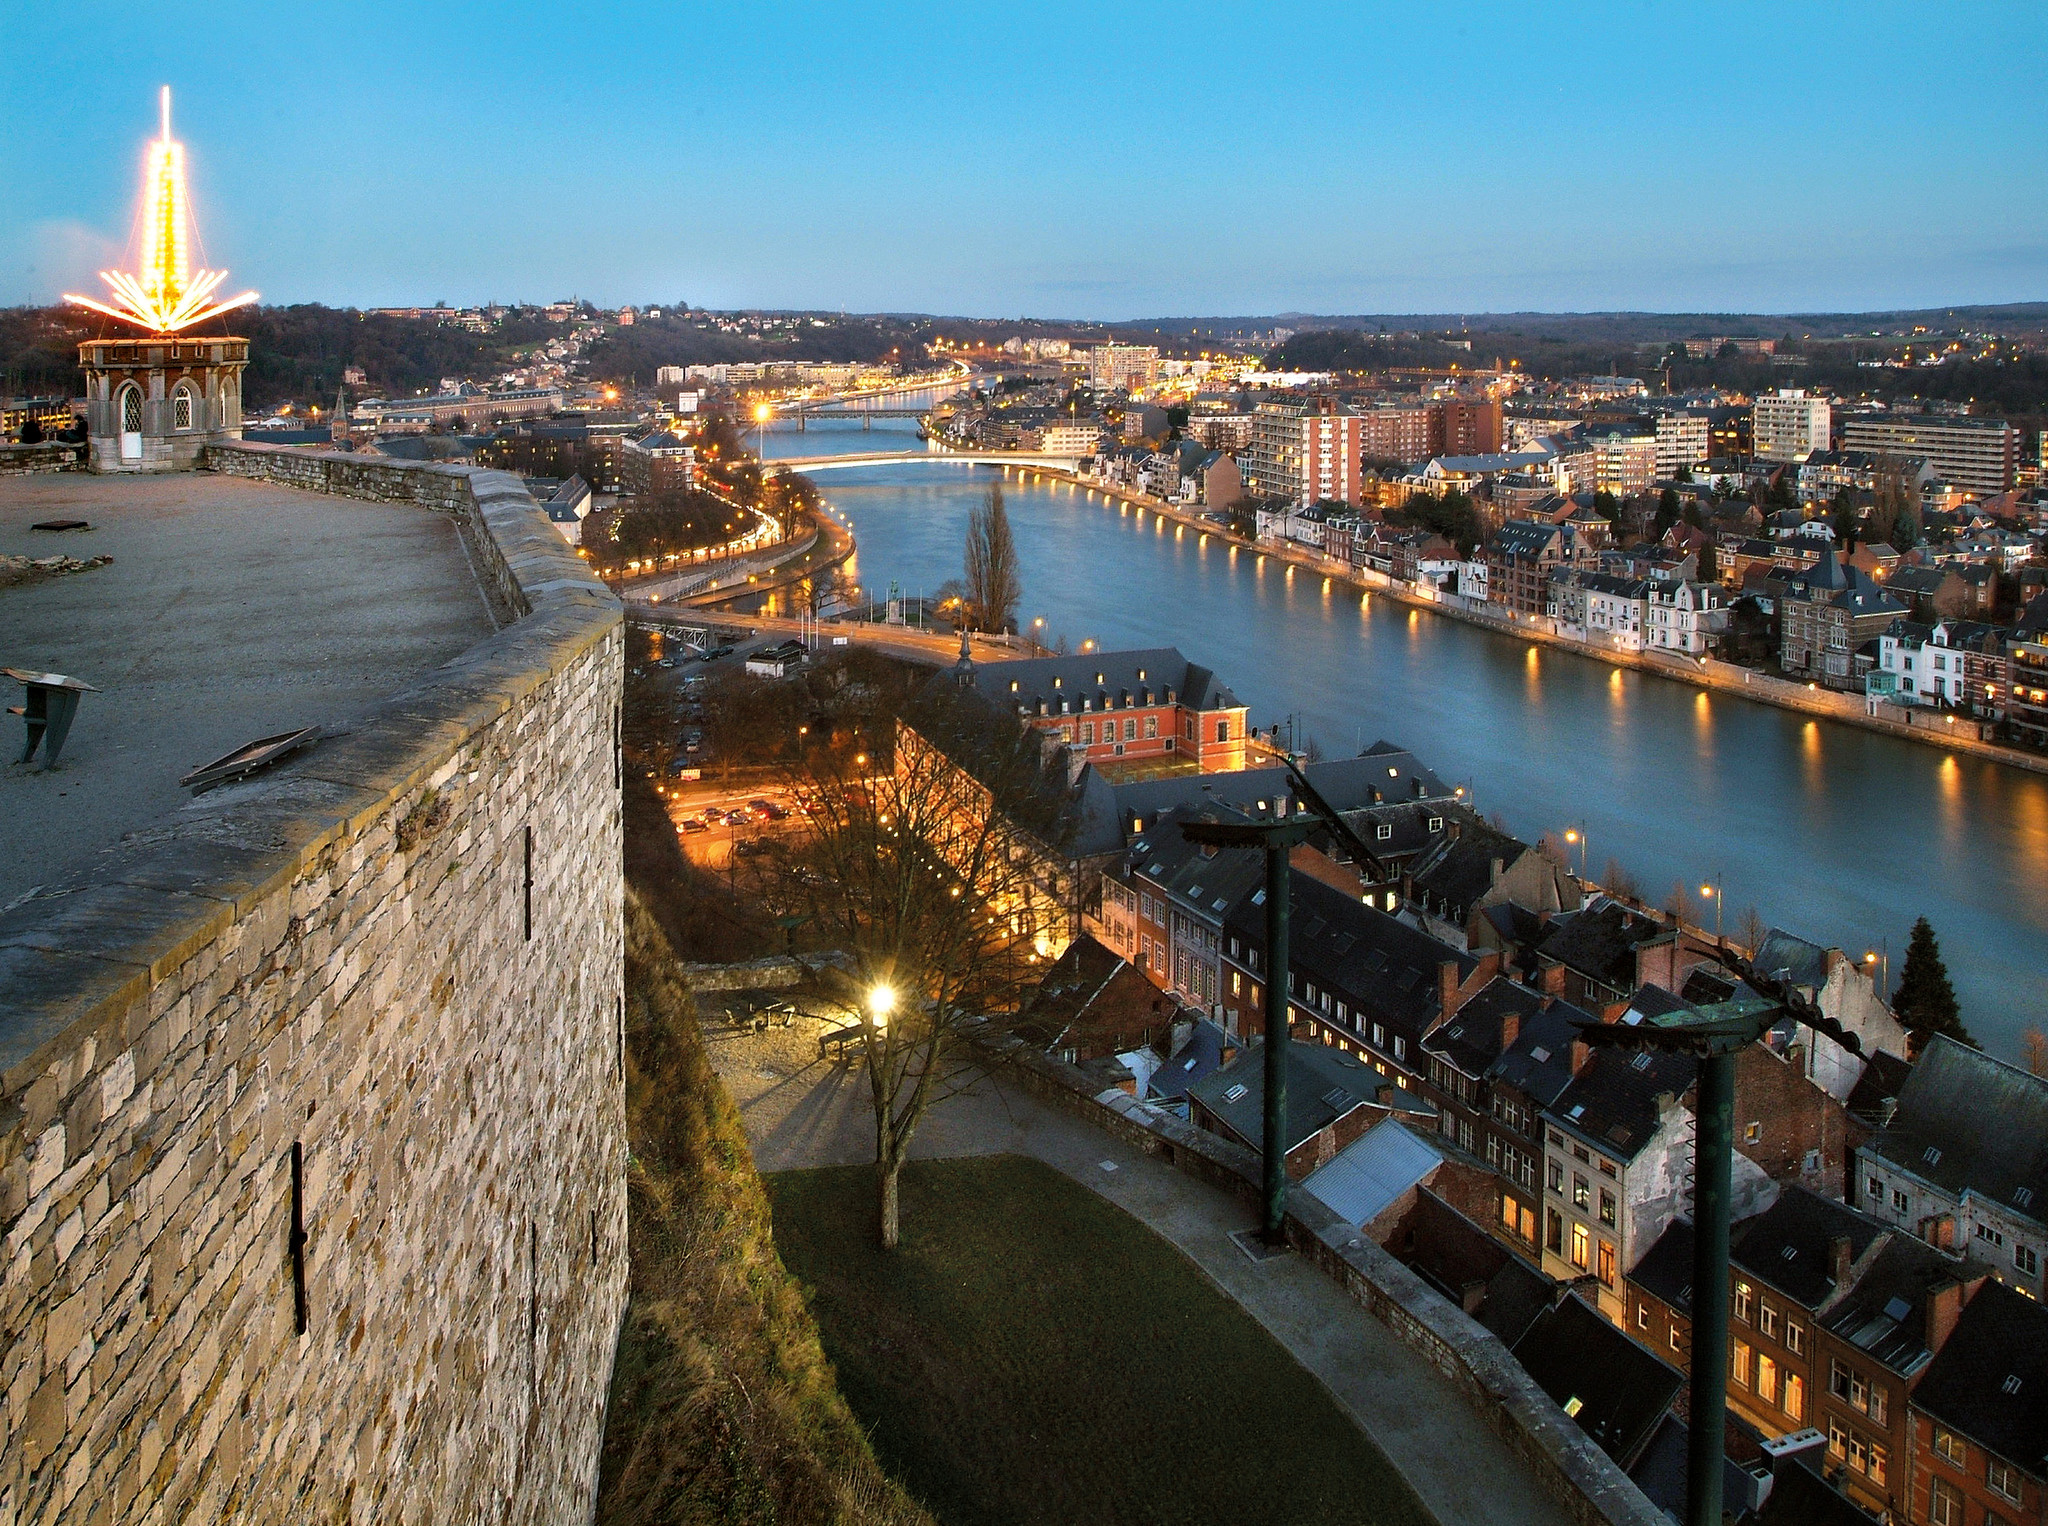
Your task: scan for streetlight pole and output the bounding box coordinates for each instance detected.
[1572,994,1778,1526]
[1179,808,1314,1245]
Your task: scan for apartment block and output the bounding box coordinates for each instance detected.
[1753,390,1832,464]
[1841,414,2021,496]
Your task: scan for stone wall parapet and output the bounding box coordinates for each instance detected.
[0,445,626,1525]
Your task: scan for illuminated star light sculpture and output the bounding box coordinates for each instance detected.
[64,87,256,335]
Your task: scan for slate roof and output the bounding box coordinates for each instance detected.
[1629,1217,1697,1313]
[1510,1294,1685,1469]
[1093,746,1454,853]
[1749,927,1832,992]
[1406,812,1534,918]
[1817,1231,1983,1379]
[1730,1184,1886,1309]
[1487,999,1591,1109]
[2013,591,2048,640]
[971,646,1239,720]
[1138,1019,1230,1104]
[1014,934,1193,1057]
[1537,898,1674,994]
[1846,1049,1913,1129]
[1547,998,1697,1162]
[1887,565,1954,598]
[1910,1279,2048,1476]
[1422,977,1590,1094]
[1187,1038,1433,1152]
[1492,519,1566,559]
[1830,577,1908,618]
[1226,871,1480,1041]
[1868,1035,2048,1232]
[1128,807,1268,925]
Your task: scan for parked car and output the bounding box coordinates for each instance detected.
[748,798,788,820]
[679,818,708,834]
[703,643,736,661]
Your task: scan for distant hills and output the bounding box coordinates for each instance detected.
[1111,304,2048,344]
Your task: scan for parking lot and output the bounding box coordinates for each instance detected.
[656,779,806,869]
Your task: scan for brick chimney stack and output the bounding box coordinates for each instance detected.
[1500,1012,1521,1051]
[1830,1235,1853,1296]
[1926,1279,1972,1355]
[1570,1039,1595,1076]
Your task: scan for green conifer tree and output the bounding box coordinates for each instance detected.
[1893,916,1974,1054]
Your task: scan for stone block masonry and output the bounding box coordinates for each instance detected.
[0,444,626,1525]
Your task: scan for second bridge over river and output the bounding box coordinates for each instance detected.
[770,450,1084,473]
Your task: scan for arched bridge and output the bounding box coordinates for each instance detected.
[770,452,1083,473]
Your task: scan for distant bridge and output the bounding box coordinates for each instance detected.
[773,407,929,431]
[771,452,1083,473]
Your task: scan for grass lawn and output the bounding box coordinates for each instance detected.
[765,1155,1434,1526]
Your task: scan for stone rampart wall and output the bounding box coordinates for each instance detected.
[0,444,626,1525]
[0,444,87,477]
[988,1039,1666,1526]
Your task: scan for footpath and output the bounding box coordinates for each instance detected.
[711,1014,1579,1526]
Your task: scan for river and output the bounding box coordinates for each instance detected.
[759,412,2048,1058]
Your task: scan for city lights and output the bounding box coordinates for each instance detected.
[65,89,257,335]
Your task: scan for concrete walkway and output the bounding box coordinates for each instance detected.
[709,1016,1574,1526]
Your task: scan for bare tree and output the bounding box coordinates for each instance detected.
[1665,880,1698,927]
[770,687,1074,1247]
[1601,857,1640,902]
[963,483,1022,633]
[1736,905,1768,958]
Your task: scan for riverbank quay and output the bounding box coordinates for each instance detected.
[614,511,856,610]
[990,462,2048,780]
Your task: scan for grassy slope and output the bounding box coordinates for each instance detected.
[766,1156,1435,1526]
[595,887,933,1526]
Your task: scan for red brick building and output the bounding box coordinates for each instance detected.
[1442,398,1504,456]
[1909,1279,2048,1526]
[965,647,1249,773]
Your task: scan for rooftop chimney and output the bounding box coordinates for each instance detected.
[1500,1012,1521,1051]
[1926,1279,1970,1355]
[1570,1039,1595,1076]
[1830,1235,1853,1297]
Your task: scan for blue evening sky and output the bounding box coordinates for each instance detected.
[6,2,2043,319]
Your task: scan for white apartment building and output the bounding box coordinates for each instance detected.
[1089,344,1160,392]
[1646,579,1724,655]
[1590,433,1660,496]
[1841,415,2021,496]
[1655,411,1710,476]
[1582,573,1650,652]
[1753,390,1832,464]
[1040,421,1104,456]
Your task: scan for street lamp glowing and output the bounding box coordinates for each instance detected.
[867,985,896,1028]
[65,88,258,334]
[1700,884,1716,898]
[754,403,773,424]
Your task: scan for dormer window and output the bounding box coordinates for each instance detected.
[1010,679,1020,692]
[1136,668,1147,680]
[1095,672,1105,684]
[1052,677,1062,689]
